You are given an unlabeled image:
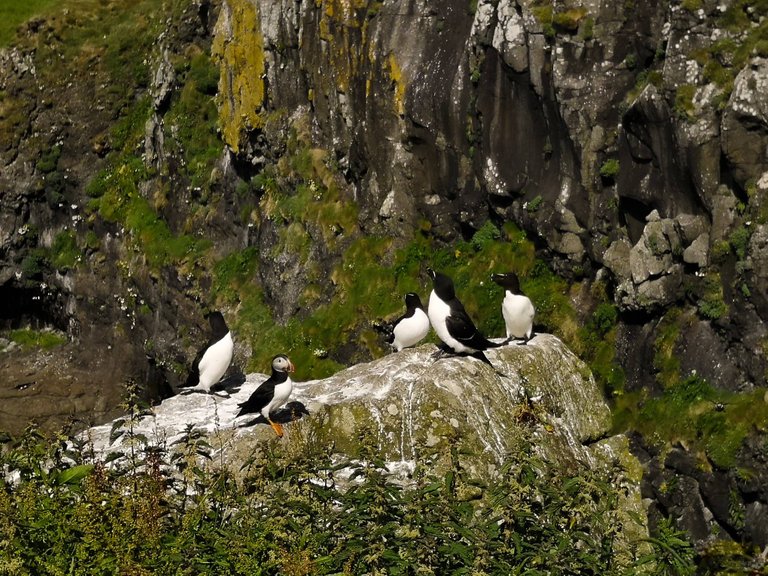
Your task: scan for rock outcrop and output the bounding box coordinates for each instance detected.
[84,334,648,561]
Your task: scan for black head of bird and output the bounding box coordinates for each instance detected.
[427,268,456,300]
[404,292,424,310]
[205,310,229,339]
[491,272,522,294]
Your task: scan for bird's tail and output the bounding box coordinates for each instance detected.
[179,368,199,388]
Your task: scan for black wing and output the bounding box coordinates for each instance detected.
[445,308,480,342]
[446,299,500,350]
[236,379,276,416]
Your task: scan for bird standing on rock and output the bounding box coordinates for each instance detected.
[375,292,431,352]
[426,268,502,367]
[492,272,535,344]
[181,311,234,394]
[236,354,295,437]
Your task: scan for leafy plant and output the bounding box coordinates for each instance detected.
[0,422,677,575]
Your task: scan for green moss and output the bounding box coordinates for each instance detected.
[680,0,703,11]
[211,247,259,302]
[674,84,697,121]
[36,145,61,174]
[531,5,555,38]
[526,195,544,212]
[579,17,594,41]
[614,374,768,470]
[8,328,67,350]
[50,230,80,271]
[552,7,587,33]
[729,225,752,261]
[653,309,684,389]
[110,97,153,154]
[88,158,210,269]
[164,58,221,188]
[187,52,219,96]
[698,272,727,321]
[677,0,768,111]
[20,249,48,279]
[599,158,620,180]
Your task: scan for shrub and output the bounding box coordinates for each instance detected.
[0,422,665,575]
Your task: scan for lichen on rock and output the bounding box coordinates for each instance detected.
[212,0,266,153]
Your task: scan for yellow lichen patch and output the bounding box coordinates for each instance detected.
[212,0,265,153]
[387,53,406,117]
[316,0,374,94]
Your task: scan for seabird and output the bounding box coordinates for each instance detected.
[181,311,234,394]
[236,354,295,437]
[491,272,535,344]
[375,292,431,352]
[426,268,502,366]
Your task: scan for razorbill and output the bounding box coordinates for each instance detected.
[491,272,535,344]
[426,268,502,366]
[236,354,295,437]
[181,311,234,394]
[375,292,431,352]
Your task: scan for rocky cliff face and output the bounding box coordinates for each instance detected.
[225,0,768,390]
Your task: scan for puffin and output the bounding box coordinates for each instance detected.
[236,354,295,437]
[375,292,431,352]
[426,268,502,366]
[491,272,535,344]
[181,311,234,394]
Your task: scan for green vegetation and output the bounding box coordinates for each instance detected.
[530,4,556,38]
[652,309,684,390]
[0,404,694,575]
[530,3,589,37]
[613,374,768,470]
[0,0,57,46]
[50,230,81,271]
[600,158,620,181]
[680,0,704,12]
[613,304,768,489]
[684,0,768,107]
[552,7,588,33]
[165,51,222,188]
[674,84,697,121]
[6,328,67,350]
[87,156,211,270]
[525,195,544,212]
[697,272,728,321]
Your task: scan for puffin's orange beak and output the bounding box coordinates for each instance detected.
[288,361,296,373]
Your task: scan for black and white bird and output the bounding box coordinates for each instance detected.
[375,292,431,352]
[236,354,295,437]
[181,311,234,394]
[426,268,502,366]
[492,272,535,344]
